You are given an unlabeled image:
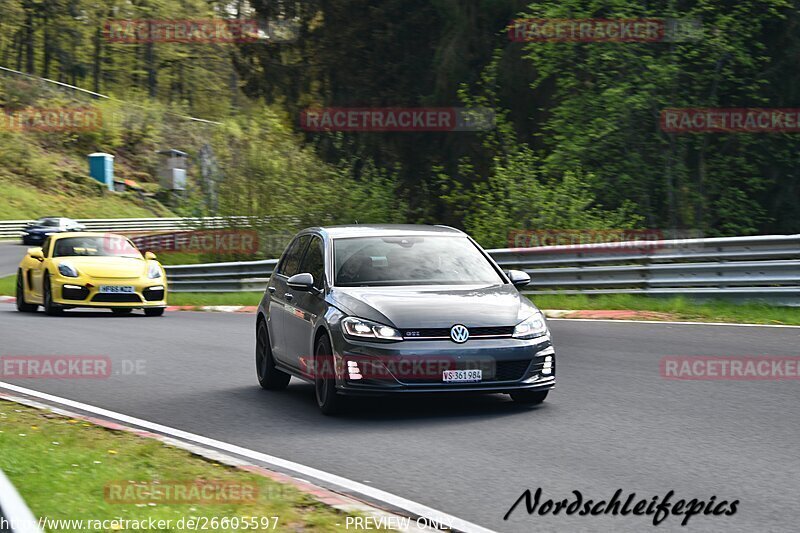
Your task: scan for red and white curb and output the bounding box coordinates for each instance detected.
[0,385,492,533]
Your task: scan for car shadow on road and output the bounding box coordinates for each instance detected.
[7,309,153,318]
[250,381,551,423]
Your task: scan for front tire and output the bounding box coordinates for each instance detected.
[144,307,165,317]
[256,320,290,390]
[314,335,345,415]
[509,390,549,405]
[16,270,37,312]
[43,274,62,316]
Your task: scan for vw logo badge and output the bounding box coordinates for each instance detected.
[450,324,469,344]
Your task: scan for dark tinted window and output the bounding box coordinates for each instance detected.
[334,235,503,286]
[299,237,325,289]
[40,218,60,227]
[52,236,141,258]
[277,235,311,277]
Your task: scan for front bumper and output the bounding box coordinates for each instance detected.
[331,333,556,396]
[51,275,167,308]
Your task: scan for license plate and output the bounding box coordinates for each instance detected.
[443,369,482,383]
[99,285,135,294]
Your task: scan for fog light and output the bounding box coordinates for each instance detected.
[347,360,362,380]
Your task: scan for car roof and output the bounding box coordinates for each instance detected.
[311,224,465,239]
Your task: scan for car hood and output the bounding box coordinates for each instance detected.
[55,256,147,279]
[330,284,535,328]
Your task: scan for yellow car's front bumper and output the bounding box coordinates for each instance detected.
[51,274,167,309]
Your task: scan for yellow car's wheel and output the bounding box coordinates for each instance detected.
[144,307,165,317]
[15,270,37,313]
[43,273,62,316]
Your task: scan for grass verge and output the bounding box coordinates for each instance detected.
[0,179,172,219]
[167,292,263,307]
[0,275,262,307]
[529,293,800,326]
[0,273,14,295]
[0,400,365,532]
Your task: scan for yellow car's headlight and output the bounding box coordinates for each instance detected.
[147,262,162,279]
[58,262,79,278]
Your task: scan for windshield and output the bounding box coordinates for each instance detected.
[38,218,61,227]
[53,236,142,258]
[333,236,504,287]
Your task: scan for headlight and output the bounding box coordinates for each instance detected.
[147,262,162,279]
[513,311,548,339]
[342,317,402,341]
[57,263,79,278]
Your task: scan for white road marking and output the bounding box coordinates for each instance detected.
[0,381,496,533]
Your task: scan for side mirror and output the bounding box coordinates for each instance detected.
[507,269,530,288]
[28,247,44,261]
[287,272,316,292]
[144,251,157,260]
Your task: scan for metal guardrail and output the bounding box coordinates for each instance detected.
[0,216,283,239]
[163,234,800,304]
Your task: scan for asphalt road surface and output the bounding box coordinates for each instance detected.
[0,242,25,276]
[1,306,798,532]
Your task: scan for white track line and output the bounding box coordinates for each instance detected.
[0,382,495,533]
[548,317,800,328]
[0,468,43,533]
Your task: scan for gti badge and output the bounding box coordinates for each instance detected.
[450,324,469,344]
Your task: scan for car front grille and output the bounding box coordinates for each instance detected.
[402,326,514,340]
[395,358,532,384]
[91,293,142,303]
[61,286,89,301]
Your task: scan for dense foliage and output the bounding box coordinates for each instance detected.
[1,0,799,243]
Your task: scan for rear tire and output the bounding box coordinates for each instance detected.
[43,274,62,316]
[144,307,165,317]
[256,320,291,390]
[314,335,346,415]
[111,308,133,315]
[509,390,549,405]
[15,270,37,312]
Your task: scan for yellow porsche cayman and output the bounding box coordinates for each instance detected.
[16,232,167,316]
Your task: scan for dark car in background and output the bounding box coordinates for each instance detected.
[21,217,85,245]
[255,225,555,414]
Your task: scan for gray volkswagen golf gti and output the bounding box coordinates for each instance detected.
[255,225,555,414]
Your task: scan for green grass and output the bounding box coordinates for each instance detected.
[0,274,14,296]
[529,293,800,326]
[0,275,262,307]
[0,401,366,532]
[0,178,172,219]
[167,292,263,307]
[4,273,797,324]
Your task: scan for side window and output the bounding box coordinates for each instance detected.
[276,235,311,277]
[299,237,325,289]
[42,237,52,258]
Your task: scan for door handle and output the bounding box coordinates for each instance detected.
[285,293,293,301]
[268,286,276,293]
